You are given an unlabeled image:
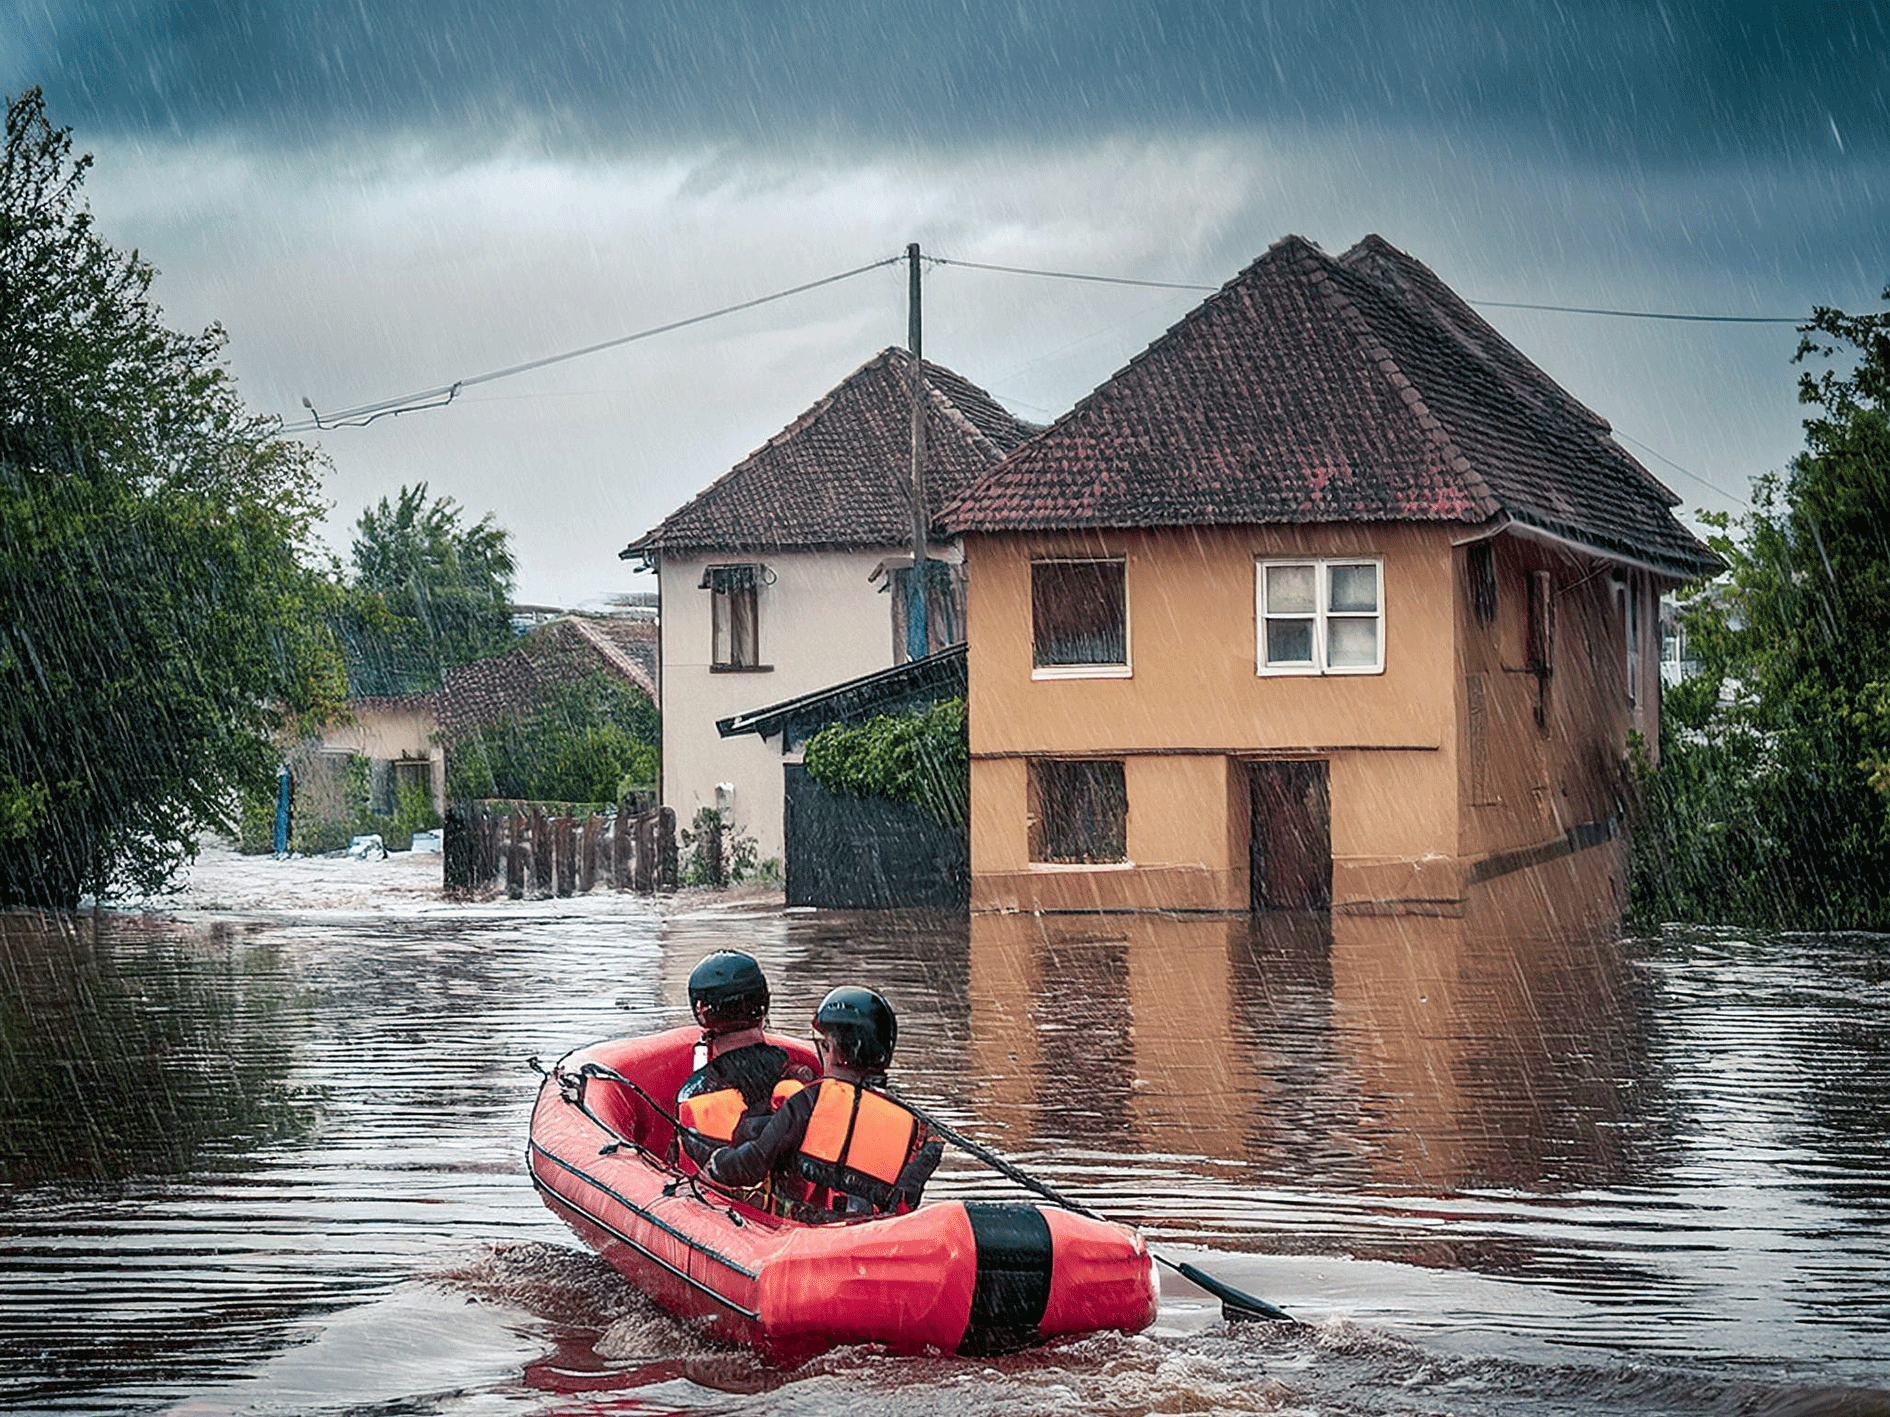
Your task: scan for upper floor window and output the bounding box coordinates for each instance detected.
[1032,556,1128,677]
[1256,558,1384,675]
[703,563,761,670]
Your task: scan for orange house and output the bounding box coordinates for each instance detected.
[944,235,1720,918]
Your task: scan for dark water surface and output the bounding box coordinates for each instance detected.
[2,880,1887,1416]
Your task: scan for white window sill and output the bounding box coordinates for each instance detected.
[1032,664,1132,680]
[1256,664,1385,677]
[1026,860,1137,872]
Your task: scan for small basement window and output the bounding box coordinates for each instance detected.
[1028,759,1128,863]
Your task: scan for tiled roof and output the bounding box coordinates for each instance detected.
[428,616,657,734]
[945,235,1719,579]
[624,348,1037,558]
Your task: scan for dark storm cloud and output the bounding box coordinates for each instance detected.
[11,0,1886,165]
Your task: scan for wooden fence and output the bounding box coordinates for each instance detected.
[442,801,677,897]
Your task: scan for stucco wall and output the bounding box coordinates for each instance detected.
[1451,532,1649,871]
[964,525,1461,912]
[659,546,958,863]
[319,703,444,810]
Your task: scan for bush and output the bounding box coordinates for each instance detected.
[444,671,658,809]
[801,698,967,828]
[678,805,773,887]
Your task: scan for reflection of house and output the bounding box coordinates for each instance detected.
[310,615,658,813]
[621,348,1034,863]
[965,838,1649,1195]
[945,234,1721,917]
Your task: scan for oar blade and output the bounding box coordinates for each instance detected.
[1172,1261,1299,1325]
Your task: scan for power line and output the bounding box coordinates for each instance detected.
[928,252,1805,324]
[1615,431,1751,510]
[282,247,1809,438]
[286,255,903,433]
[1472,299,1799,324]
[928,254,1218,293]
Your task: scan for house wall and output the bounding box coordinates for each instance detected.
[964,525,1462,913]
[318,702,444,810]
[1452,532,1653,903]
[659,546,959,863]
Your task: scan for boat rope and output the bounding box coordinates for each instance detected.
[530,1055,749,1226]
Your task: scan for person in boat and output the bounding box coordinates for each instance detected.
[705,984,943,1220]
[674,951,816,1170]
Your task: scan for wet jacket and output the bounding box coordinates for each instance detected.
[675,1031,811,1167]
[706,1076,942,1219]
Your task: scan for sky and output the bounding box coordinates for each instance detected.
[5,0,1886,608]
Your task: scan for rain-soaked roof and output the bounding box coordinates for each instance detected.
[944,234,1721,580]
[623,347,1037,560]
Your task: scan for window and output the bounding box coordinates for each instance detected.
[703,564,760,670]
[1029,759,1128,863]
[1256,558,1383,674]
[1467,542,1497,626]
[1032,557,1127,675]
[1526,568,1553,731]
[1619,569,1642,710]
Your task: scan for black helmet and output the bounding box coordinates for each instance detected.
[813,985,897,1073]
[688,951,769,1031]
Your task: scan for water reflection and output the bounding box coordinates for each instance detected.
[0,912,314,1188]
[961,848,1661,1202]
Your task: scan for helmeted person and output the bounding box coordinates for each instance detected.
[674,951,815,1170]
[705,985,943,1219]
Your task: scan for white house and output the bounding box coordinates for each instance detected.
[621,347,1035,865]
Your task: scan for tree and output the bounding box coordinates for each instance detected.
[0,88,343,907]
[341,483,516,694]
[442,671,659,806]
[1634,291,1890,928]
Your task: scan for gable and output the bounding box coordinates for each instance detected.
[625,347,1036,558]
[945,235,1719,581]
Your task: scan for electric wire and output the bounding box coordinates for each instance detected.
[280,247,1798,512]
[284,254,903,433]
[928,252,1804,324]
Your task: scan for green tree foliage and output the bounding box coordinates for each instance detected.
[443,671,658,807]
[801,698,968,828]
[1633,293,1890,929]
[341,483,517,694]
[0,89,343,908]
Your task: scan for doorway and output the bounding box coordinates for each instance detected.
[1248,759,1332,912]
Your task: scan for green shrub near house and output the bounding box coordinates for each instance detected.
[801,698,968,829]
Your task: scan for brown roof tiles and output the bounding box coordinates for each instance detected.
[945,235,1719,579]
[624,347,1036,558]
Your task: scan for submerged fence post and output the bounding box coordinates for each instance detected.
[613,801,631,890]
[658,806,678,891]
[443,803,474,893]
[507,809,526,898]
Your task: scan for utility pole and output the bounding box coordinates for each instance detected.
[906,241,930,663]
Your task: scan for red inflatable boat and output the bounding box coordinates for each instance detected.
[527,1027,1158,1362]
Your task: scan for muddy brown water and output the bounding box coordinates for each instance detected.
[2,879,1887,1416]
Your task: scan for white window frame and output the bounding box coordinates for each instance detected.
[1254,557,1385,676]
[1031,555,1131,680]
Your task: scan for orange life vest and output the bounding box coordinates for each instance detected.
[795,1080,926,1216]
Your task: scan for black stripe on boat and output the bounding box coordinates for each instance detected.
[960,1202,1054,1355]
[529,1141,761,1319]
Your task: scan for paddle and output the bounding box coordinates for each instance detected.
[894,1094,1301,1325]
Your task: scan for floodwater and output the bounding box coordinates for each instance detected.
[2,870,1887,1416]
